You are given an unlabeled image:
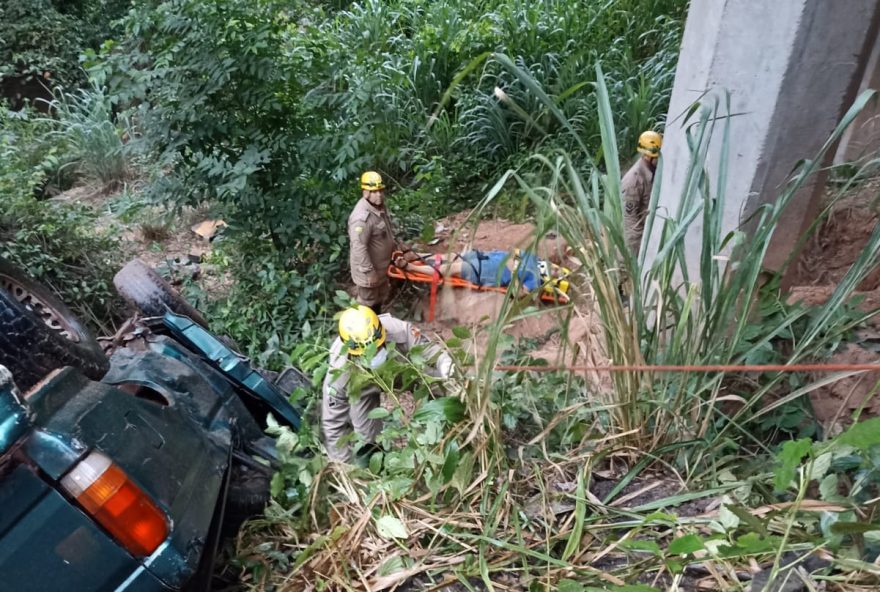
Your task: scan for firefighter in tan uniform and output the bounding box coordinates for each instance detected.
[322,306,454,463]
[621,131,662,254]
[348,171,399,314]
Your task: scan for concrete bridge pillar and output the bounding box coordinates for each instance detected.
[649,0,880,279]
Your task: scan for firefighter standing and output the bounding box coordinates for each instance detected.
[621,131,662,255]
[321,306,453,463]
[348,171,398,314]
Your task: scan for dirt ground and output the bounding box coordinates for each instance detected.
[395,212,612,393]
[792,177,880,291]
[787,177,880,430]
[54,183,234,298]
[63,177,880,429]
[399,181,880,430]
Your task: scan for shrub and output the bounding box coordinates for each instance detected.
[0,0,130,106]
[39,81,131,188]
[0,104,124,334]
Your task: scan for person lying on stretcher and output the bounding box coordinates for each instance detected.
[394,248,571,299]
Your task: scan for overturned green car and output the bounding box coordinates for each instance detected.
[0,258,304,591]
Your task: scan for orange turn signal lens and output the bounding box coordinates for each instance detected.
[60,450,169,557]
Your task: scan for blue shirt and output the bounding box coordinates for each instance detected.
[459,250,540,291]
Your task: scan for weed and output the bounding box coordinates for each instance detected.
[0,104,125,334]
[234,66,880,591]
[138,223,171,243]
[38,81,131,189]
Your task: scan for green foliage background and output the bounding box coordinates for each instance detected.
[0,0,687,351]
[0,0,130,101]
[0,0,132,335]
[0,107,124,335]
[86,0,686,355]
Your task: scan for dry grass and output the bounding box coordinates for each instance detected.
[228,70,880,592]
[139,222,172,242]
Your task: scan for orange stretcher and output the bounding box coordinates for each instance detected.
[387,256,570,322]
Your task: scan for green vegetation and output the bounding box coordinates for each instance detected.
[0,0,133,333]
[0,0,130,104]
[229,72,880,590]
[4,0,880,590]
[86,0,687,352]
[0,106,124,334]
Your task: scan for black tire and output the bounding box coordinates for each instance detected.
[0,258,109,390]
[224,461,271,533]
[113,259,209,327]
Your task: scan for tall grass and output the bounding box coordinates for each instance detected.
[475,58,880,466]
[39,80,131,188]
[237,63,880,590]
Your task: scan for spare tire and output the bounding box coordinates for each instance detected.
[113,259,209,327]
[0,258,109,390]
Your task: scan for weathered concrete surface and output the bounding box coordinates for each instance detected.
[649,0,880,279]
[834,31,880,165]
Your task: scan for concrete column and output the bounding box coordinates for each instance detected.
[648,0,880,279]
[834,31,880,165]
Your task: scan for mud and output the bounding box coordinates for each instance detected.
[795,177,880,290]
[808,344,880,434]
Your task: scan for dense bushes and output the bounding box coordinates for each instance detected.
[0,0,130,329]
[0,0,130,106]
[90,0,685,349]
[0,106,125,334]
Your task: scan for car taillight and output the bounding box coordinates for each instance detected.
[60,450,169,557]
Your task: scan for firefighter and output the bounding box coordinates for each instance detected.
[621,131,662,255]
[348,171,409,314]
[321,305,454,463]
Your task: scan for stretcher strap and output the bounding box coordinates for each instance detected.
[428,254,441,321]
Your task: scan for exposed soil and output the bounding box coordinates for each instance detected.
[787,177,880,430]
[794,177,880,290]
[808,343,880,435]
[396,211,612,393]
[53,183,234,302]
[426,210,572,264]
[62,176,880,435]
[394,181,880,432]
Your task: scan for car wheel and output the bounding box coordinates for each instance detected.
[0,258,109,390]
[224,460,271,533]
[113,258,209,327]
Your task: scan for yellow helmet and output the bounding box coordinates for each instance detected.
[637,131,662,157]
[538,260,572,297]
[360,171,385,191]
[338,305,386,355]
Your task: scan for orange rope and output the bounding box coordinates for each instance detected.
[494,363,880,373]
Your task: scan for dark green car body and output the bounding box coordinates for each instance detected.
[0,313,302,591]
